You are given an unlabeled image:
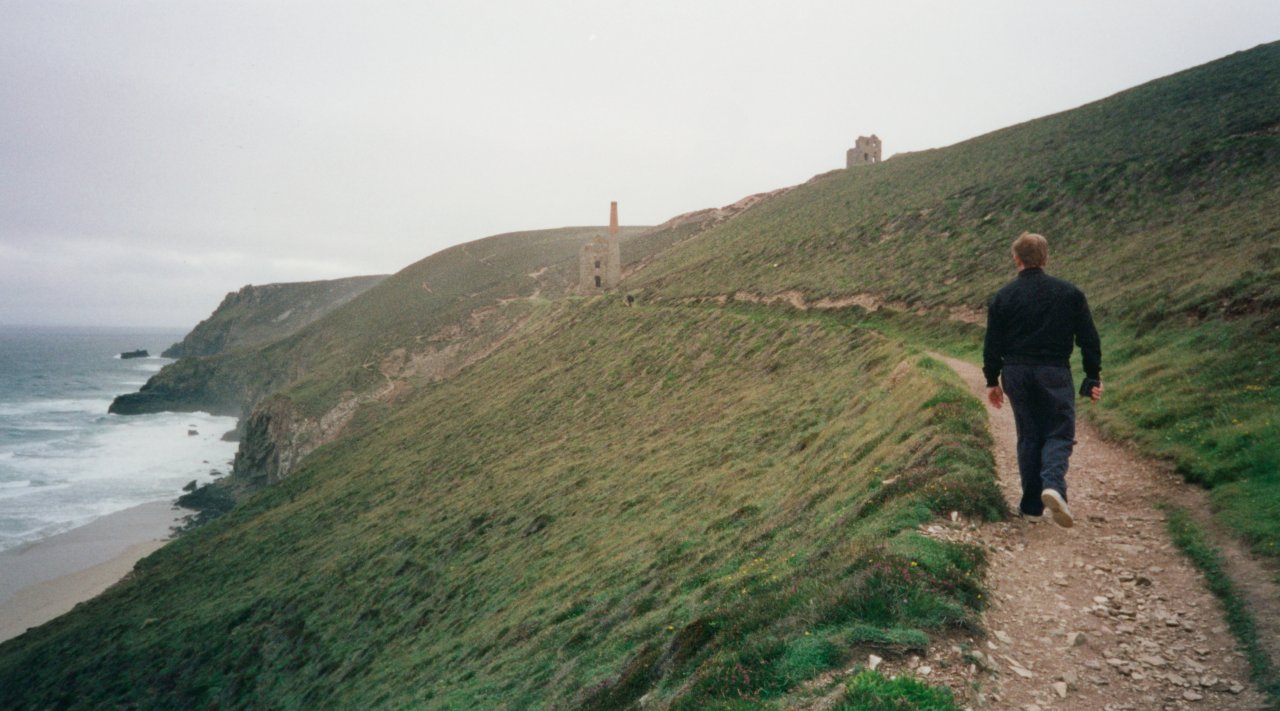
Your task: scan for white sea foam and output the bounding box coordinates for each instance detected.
[0,327,229,553]
[0,412,236,551]
[0,398,111,417]
[0,480,72,500]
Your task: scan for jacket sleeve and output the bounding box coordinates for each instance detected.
[1076,292,1102,380]
[982,294,1003,387]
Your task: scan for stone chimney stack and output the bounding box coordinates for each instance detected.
[606,201,621,287]
[579,200,623,293]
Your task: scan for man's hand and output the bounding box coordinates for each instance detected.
[1080,377,1104,403]
[987,386,1004,409]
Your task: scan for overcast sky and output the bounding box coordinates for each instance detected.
[2,1,1277,327]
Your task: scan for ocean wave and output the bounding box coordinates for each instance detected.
[0,494,171,553]
[0,328,229,554]
[0,412,235,544]
[0,398,113,418]
[0,515,95,553]
[0,481,72,500]
[3,423,85,435]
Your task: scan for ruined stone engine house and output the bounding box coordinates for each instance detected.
[847,134,882,167]
[579,201,622,293]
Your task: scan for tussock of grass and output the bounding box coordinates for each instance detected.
[833,669,961,710]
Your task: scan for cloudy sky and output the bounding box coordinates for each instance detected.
[2,1,1277,327]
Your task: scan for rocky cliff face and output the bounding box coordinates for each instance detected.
[107,355,253,417]
[111,275,384,417]
[162,275,386,358]
[229,299,540,485]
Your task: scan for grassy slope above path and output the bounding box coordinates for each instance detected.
[0,301,1000,710]
[632,41,1280,553]
[633,41,1280,310]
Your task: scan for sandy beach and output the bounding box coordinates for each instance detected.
[0,500,189,643]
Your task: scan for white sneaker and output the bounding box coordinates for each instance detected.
[1041,489,1074,528]
[1020,512,1043,524]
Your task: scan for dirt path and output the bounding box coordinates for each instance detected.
[925,355,1270,710]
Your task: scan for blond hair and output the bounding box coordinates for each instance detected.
[1011,232,1049,269]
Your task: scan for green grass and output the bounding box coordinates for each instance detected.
[832,669,961,711]
[1163,505,1280,703]
[0,301,1000,709]
[1089,318,1280,554]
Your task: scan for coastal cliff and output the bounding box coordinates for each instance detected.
[161,275,386,358]
[110,225,659,484]
[109,275,385,417]
[107,355,255,417]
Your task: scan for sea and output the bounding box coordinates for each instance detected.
[0,326,238,554]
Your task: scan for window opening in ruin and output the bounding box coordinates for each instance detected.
[595,260,601,268]
[595,276,602,287]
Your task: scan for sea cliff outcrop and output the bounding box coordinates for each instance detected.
[108,356,252,417]
[162,275,385,358]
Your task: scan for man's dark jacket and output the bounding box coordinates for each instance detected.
[982,267,1101,387]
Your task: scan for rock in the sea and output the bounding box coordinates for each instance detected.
[120,349,149,359]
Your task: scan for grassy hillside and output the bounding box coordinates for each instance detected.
[111,225,648,420]
[0,301,999,709]
[631,41,1280,553]
[633,41,1279,311]
[161,275,387,359]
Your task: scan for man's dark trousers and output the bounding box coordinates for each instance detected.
[1002,363,1075,516]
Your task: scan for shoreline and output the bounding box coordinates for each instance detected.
[0,499,189,643]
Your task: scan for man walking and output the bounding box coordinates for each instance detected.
[983,232,1102,527]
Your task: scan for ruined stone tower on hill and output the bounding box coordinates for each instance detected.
[847,134,882,167]
[579,201,622,293]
